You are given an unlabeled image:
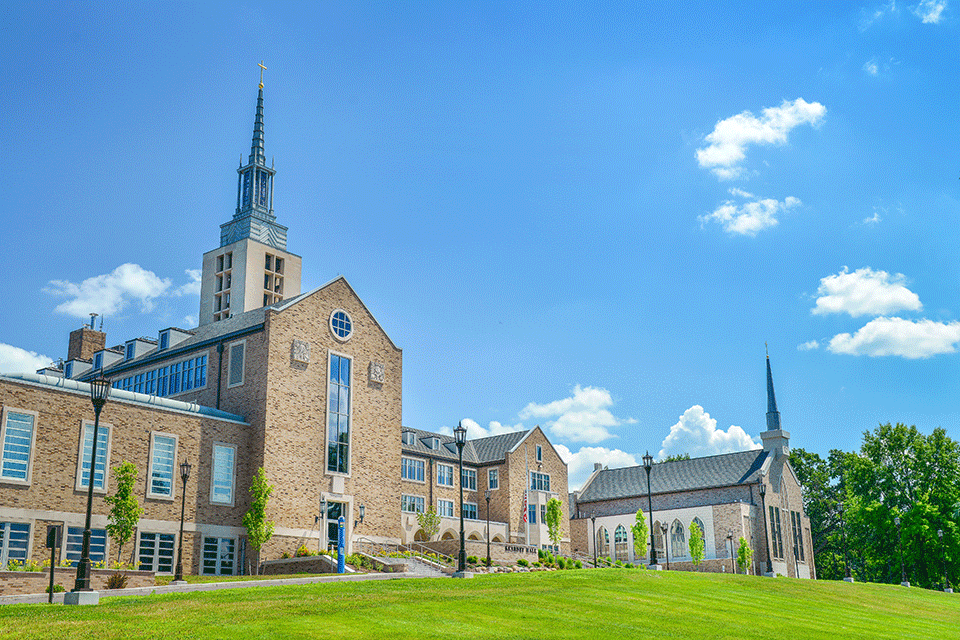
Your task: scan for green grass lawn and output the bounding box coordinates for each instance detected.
[153,572,334,586]
[1,569,957,639]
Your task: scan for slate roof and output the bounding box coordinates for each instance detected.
[577,449,769,503]
[400,427,529,466]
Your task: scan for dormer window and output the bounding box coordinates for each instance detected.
[423,437,439,450]
[125,343,135,361]
[93,353,103,370]
[401,431,416,446]
[64,362,73,378]
[159,331,169,350]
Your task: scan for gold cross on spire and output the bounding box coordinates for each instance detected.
[258,61,267,89]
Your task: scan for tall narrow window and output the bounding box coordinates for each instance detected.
[0,409,36,484]
[438,499,454,517]
[488,468,499,490]
[463,503,478,520]
[461,468,476,490]
[211,444,236,505]
[437,464,453,487]
[536,445,542,462]
[76,421,110,492]
[327,353,351,474]
[148,433,177,498]
[614,525,629,562]
[671,520,685,557]
[229,341,245,387]
[401,457,425,482]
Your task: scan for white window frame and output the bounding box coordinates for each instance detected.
[210,442,237,506]
[326,349,353,477]
[488,468,499,491]
[437,463,454,487]
[147,431,178,500]
[461,467,477,491]
[530,471,550,492]
[228,339,246,388]
[0,407,38,486]
[137,531,176,574]
[329,309,353,342]
[74,419,113,494]
[462,502,478,520]
[65,526,107,564]
[401,494,425,513]
[202,536,236,576]
[437,499,455,517]
[401,457,426,483]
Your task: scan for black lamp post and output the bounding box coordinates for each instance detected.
[727,533,735,574]
[72,376,110,593]
[454,421,467,575]
[662,523,670,570]
[590,515,597,566]
[839,501,852,582]
[758,474,773,576]
[939,529,951,592]
[643,452,657,567]
[485,490,491,568]
[173,460,192,582]
[895,516,908,586]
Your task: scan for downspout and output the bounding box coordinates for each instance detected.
[216,342,225,410]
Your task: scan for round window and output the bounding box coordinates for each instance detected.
[330,309,353,341]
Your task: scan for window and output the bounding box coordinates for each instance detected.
[93,353,103,370]
[463,503,478,520]
[792,511,805,562]
[66,527,106,564]
[615,525,629,562]
[438,499,454,517]
[536,445,542,462]
[488,468,499,490]
[265,254,272,270]
[401,431,416,446]
[160,331,170,350]
[530,471,550,492]
[653,521,665,557]
[225,252,232,269]
[217,254,224,272]
[770,506,784,559]
[76,421,110,492]
[148,433,177,498]
[461,468,476,491]
[138,532,175,573]
[0,521,30,569]
[228,341,245,387]
[327,353,351,474]
[330,310,353,340]
[597,527,609,556]
[401,457,425,482]
[64,362,73,378]
[1,408,36,484]
[401,495,425,513]
[671,520,685,557]
[691,517,706,544]
[125,343,135,360]
[202,537,235,575]
[528,504,537,524]
[437,464,454,487]
[423,437,439,450]
[211,444,236,505]
[541,504,546,523]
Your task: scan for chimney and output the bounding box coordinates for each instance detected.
[594,462,603,471]
[67,326,106,362]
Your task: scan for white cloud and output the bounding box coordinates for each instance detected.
[658,405,759,460]
[828,317,960,358]
[860,1,898,30]
[45,263,172,319]
[519,385,636,444]
[812,267,922,317]
[183,315,198,328]
[696,98,826,180]
[555,444,638,491]
[175,269,202,297]
[863,208,882,225]
[798,340,820,351]
[450,418,527,440]
[863,59,880,76]
[914,0,947,23]
[700,194,801,237]
[0,343,54,374]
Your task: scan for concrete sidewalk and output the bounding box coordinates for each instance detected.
[0,571,416,606]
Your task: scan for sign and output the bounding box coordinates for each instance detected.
[45,525,62,549]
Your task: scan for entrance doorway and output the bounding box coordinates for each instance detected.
[326,502,344,551]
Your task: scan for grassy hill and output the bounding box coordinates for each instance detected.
[0,569,956,639]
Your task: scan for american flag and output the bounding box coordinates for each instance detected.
[523,491,528,523]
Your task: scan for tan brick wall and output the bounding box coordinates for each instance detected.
[0,568,155,596]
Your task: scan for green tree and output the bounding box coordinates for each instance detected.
[663,453,690,462]
[105,461,144,563]
[545,498,564,549]
[688,521,705,569]
[736,536,753,574]
[243,467,275,575]
[416,506,441,541]
[631,509,649,560]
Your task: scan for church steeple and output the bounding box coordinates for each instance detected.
[765,347,781,432]
[219,63,288,250]
[761,347,790,457]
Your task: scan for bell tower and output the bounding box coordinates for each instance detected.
[198,64,302,326]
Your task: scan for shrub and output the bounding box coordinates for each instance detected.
[295,545,317,557]
[556,557,566,570]
[532,561,542,568]
[46,584,65,594]
[575,560,583,569]
[625,563,634,569]
[280,551,291,559]
[537,549,545,561]
[466,556,478,565]
[106,572,128,590]
[516,558,530,567]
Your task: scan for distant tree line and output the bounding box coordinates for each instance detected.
[790,423,958,590]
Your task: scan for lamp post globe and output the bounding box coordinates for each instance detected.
[72,377,110,594]
[454,421,467,575]
[173,460,192,582]
[642,452,657,567]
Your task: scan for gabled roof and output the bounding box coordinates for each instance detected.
[577,449,768,503]
[400,427,529,466]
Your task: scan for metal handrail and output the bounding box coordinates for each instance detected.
[354,537,454,567]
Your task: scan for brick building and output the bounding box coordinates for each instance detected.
[0,79,567,577]
[570,356,815,579]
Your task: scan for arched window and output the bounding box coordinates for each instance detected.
[653,521,664,557]
[597,526,610,557]
[691,517,706,544]
[614,525,629,562]
[671,520,685,557]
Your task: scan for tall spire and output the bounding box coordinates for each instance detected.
[765,347,782,432]
[249,85,265,166]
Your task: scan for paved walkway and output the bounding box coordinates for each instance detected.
[0,571,416,606]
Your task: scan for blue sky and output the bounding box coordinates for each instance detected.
[1,1,958,489]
